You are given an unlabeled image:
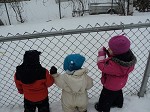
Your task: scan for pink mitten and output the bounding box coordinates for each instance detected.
[98,47,106,57]
[97,47,106,62]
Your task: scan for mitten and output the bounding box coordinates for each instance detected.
[97,47,106,62]
[50,66,57,74]
[98,47,106,57]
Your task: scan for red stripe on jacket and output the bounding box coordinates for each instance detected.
[14,69,54,102]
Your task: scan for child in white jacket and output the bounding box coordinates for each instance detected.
[50,54,93,112]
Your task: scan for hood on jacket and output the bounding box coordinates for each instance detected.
[111,50,137,67]
[16,64,46,84]
[64,68,88,93]
[16,50,46,84]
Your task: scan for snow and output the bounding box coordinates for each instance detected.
[0,14,150,37]
[0,0,150,112]
[1,94,150,112]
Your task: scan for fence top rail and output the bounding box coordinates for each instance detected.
[0,22,150,42]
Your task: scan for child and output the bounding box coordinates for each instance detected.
[95,35,137,112]
[50,54,93,112]
[14,50,54,112]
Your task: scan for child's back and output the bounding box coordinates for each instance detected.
[95,35,137,112]
[50,54,93,112]
[14,50,54,112]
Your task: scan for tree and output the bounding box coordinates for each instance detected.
[135,0,149,12]
[0,0,30,25]
[10,1,25,23]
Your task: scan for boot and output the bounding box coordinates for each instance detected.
[95,102,103,112]
[95,102,99,111]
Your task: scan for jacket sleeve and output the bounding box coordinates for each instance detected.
[45,69,54,87]
[14,73,23,94]
[86,75,93,90]
[52,73,66,89]
[97,58,124,76]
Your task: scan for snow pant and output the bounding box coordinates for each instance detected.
[24,97,50,112]
[97,87,123,112]
[62,103,87,112]
[61,90,88,112]
[62,102,87,112]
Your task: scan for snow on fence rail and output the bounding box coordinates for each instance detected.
[0,20,150,107]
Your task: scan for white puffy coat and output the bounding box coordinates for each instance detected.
[53,68,93,112]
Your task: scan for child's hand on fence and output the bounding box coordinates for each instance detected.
[97,47,107,62]
[50,66,57,75]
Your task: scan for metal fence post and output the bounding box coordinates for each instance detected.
[138,51,150,97]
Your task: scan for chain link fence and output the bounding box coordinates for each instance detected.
[0,20,150,108]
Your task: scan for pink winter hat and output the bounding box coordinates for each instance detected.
[108,35,130,55]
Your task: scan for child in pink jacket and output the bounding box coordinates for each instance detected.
[95,35,137,112]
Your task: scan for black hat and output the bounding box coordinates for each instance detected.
[23,50,41,65]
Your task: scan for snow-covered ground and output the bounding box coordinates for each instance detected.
[1,93,150,112]
[0,0,150,112]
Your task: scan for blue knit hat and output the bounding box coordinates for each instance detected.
[63,54,85,71]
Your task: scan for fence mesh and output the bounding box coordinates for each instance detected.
[0,21,150,108]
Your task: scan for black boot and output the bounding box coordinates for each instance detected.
[95,102,103,112]
[95,102,99,111]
